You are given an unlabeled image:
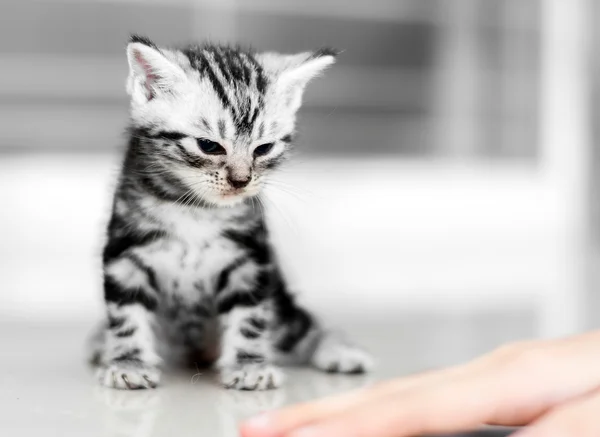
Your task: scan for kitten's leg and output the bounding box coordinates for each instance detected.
[272,293,374,374]
[215,264,283,390]
[96,256,162,390]
[217,303,284,390]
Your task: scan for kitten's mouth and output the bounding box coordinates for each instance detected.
[221,189,245,197]
[216,188,260,206]
[222,186,260,197]
[216,188,252,203]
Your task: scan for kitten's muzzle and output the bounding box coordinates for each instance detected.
[227,175,251,189]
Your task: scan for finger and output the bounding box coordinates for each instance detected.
[240,365,468,437]
[242,337,599,437]
[241,350,527,437]
[282,373,496,437]
[513,389,600,437]
[283,358,557,437]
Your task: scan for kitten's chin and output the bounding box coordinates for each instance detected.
[201,191,258,208]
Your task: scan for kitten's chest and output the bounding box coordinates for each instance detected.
[142,207,241,299]
[148,237,236,296]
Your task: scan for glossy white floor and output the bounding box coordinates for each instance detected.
[0,312,531,437]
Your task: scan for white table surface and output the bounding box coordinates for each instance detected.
[0,312,531,437]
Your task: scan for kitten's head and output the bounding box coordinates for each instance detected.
[125,35,337,207]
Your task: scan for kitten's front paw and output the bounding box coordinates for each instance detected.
[96,362,161,390]
[220,364,284,391]
[311,334,374,374]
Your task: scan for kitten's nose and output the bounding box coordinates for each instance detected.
[227,175,251,189]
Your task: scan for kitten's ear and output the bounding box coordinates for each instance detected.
[258,48,339,110]
[126,35,186,101]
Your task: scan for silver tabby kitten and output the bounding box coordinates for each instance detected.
[90,35,372,390]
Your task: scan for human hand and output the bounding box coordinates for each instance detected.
[240,331,600,437]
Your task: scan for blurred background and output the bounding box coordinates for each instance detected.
[0,0,598,384]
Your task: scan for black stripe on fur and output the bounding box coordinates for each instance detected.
[217,288,269,314]
[103,216,165,264]
[245,54,268,94]
[275,306,312,353]
[236,350,265,364]
[195,50,235,113]
[130,126,187,142]
[240,327,261,339]
[137,172,189,203]
[218,119,226,139]
[222,223,270,264]
[200,118,212,133]
[113,347,142,362]
[236,103,260,136]
[273,281,314,353]
[248,317,267,331]
[175,142,211,169]
[212,48,234,85]
[115,327,137,338]
[104,276,158,311]
[126,253,160,293]
[108,315,126,330]
[216,258,247,294]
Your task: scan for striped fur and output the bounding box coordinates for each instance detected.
[90,36,372,390]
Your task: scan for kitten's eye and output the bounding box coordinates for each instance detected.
[197,139,226,155]
[254,143,274,157]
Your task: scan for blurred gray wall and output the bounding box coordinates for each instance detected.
[0,0,540,159]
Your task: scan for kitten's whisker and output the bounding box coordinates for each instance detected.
[265,180,312,196]
[263,181,313,204]
[250,196,258,215]
[264,185,309,205]
[178,190,197,210]
[260,193,301,236]
[255,194,267,219]
[180,182,209,211]
[266,177,313,192]
[175,192,193,207]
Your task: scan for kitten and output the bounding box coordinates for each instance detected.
[90,35,372,390]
